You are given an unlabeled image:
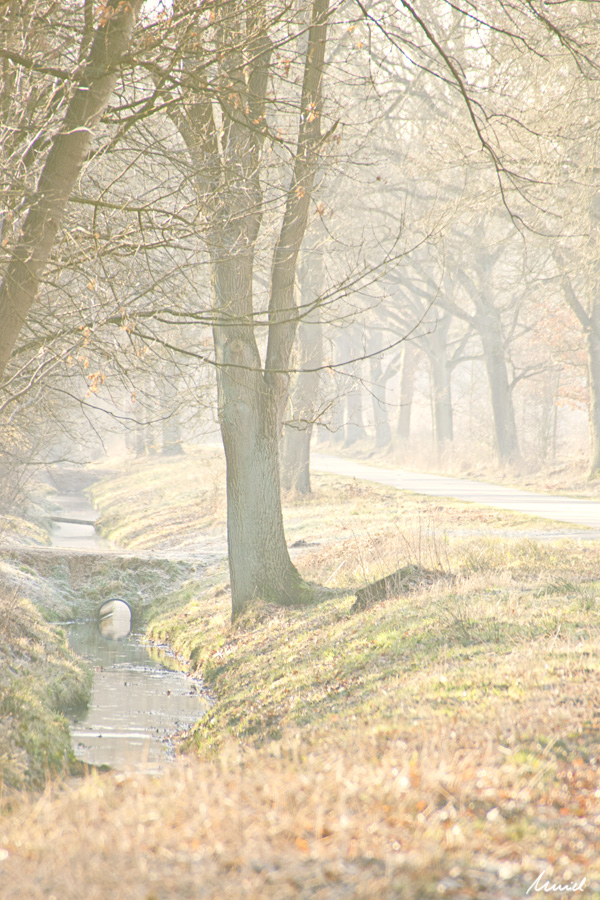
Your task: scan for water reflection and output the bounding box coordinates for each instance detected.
[67,619,208,771]
[99,599,132,639]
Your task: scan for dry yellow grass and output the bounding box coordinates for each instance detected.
[0,588,91,793]
[1,716,598,899]
[2,451,600,898]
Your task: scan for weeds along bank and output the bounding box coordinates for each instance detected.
[2,452,600,896]
[3,552,600,897]
[0,549,205,795]
[0,458,206,796]
[0,484,90,793]
[89,452,600,769]
[0,581,91,793]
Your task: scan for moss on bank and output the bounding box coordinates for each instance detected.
[90,450,600,771]
[0,589,92,793]
[138,533,600,893]
[145,542,600,760]
[0,547,201,796]
[2,453,600,896]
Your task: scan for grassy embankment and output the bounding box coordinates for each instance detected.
[0,471,190,794]
[0,591,92,793]
[0,484,93,794]
[1,446,600,898]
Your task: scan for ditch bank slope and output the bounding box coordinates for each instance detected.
[2,453,600,898]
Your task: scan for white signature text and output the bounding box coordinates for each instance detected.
[526,870,586,895]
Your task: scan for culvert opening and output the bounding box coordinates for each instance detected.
[67,601,208,770]
[98,598,132,640]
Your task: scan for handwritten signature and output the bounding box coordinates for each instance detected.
[526,870,586,894]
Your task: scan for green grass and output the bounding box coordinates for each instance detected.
[3,450,600,897]
[0,591,92,793]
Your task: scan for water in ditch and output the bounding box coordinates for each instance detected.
[49,471,209,771]
[66,602,209,772]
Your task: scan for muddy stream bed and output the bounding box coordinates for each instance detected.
[49,473,208,771]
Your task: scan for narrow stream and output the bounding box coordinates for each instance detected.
[48,470,209,771]
[66,611,207,771]
[49,490,107,550]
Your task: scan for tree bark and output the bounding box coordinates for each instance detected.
[449,246,522,467]
[221,391,308,620]
[160,365,183,456]
[0,0,144,379]
[329,387,346,445]
[479,305,520,465]
[587,317,600,476]
[559,272,600,478]
[281,247,324,493]
[173,0,330,619]
[395,342,418,443]
[210,248,306,619]
[345,378,364,446]
[426,313,454,458]
[282,419,313,494]
[430,352,454,453]
[368,332,392,449]
[329,324,352,446]
[342,327,364,447]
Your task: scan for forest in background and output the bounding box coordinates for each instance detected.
[2,6,600,892]
[2,0,600,616]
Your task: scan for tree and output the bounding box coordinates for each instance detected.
[0,0,146,379]
[151,0,332,618]
[5,0,600,619]
[281,247,324,494]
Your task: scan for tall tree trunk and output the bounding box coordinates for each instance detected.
[465,252,520,466]
[330,328,351,445]
[212,252,306,619]
[330,394,346,445]
[558,272,600,478]
[222,399,307,619]
[587,317,600,477]
[343,327,364,447]
[281,251,323,493]
[479,308,520,465]
[368,333,392,449]
[172,0,329,619]
[0,0,144,379]
[395,342,418,443]
[430,351,454,455]
[160,367,183,456]
[427,313,453,458]
[281,317,323,493]
[345,378,364,446]
[281,416,313,493]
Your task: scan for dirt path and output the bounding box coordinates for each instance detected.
[312,453,600,536]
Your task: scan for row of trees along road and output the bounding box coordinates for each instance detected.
[1,1,599,619]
